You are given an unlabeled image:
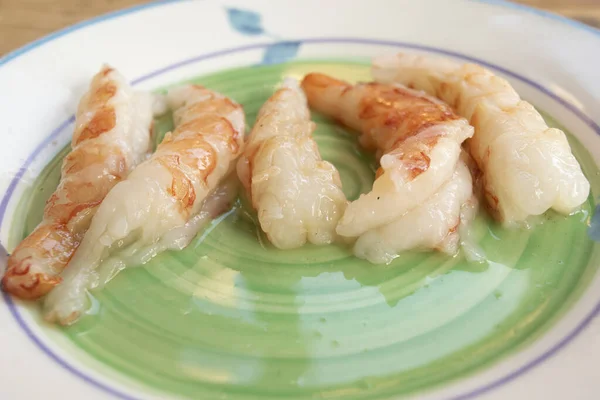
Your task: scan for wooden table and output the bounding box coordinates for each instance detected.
[1,0,599,56]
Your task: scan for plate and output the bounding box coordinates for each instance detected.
[1,1,600,399]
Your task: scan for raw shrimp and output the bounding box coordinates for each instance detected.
[44,85,245,324]
[2,65,153,299]
[372,53,590,224]
[237,78,347,249]
[301,73,473,238]
[354,160,473,264]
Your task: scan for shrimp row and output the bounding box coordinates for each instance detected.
[4,55,590,322]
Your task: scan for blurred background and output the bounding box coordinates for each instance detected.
[0,0,598,56]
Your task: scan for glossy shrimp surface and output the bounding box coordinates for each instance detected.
[301,73,473,237]
[2,66,153,299]
[372,53,590,224]
[354,160,473,264]
[44,85,245,324]
[237,78,347,249]
[301,73,474,263]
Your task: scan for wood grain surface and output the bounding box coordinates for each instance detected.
[0,0,599,56]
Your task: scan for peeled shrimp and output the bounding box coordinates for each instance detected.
[354,160,473,264]
[372,53,590,224]
[237,78,347,249]
[44,85,245,324]
[2,66,153,299]
[301,73,474,238]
